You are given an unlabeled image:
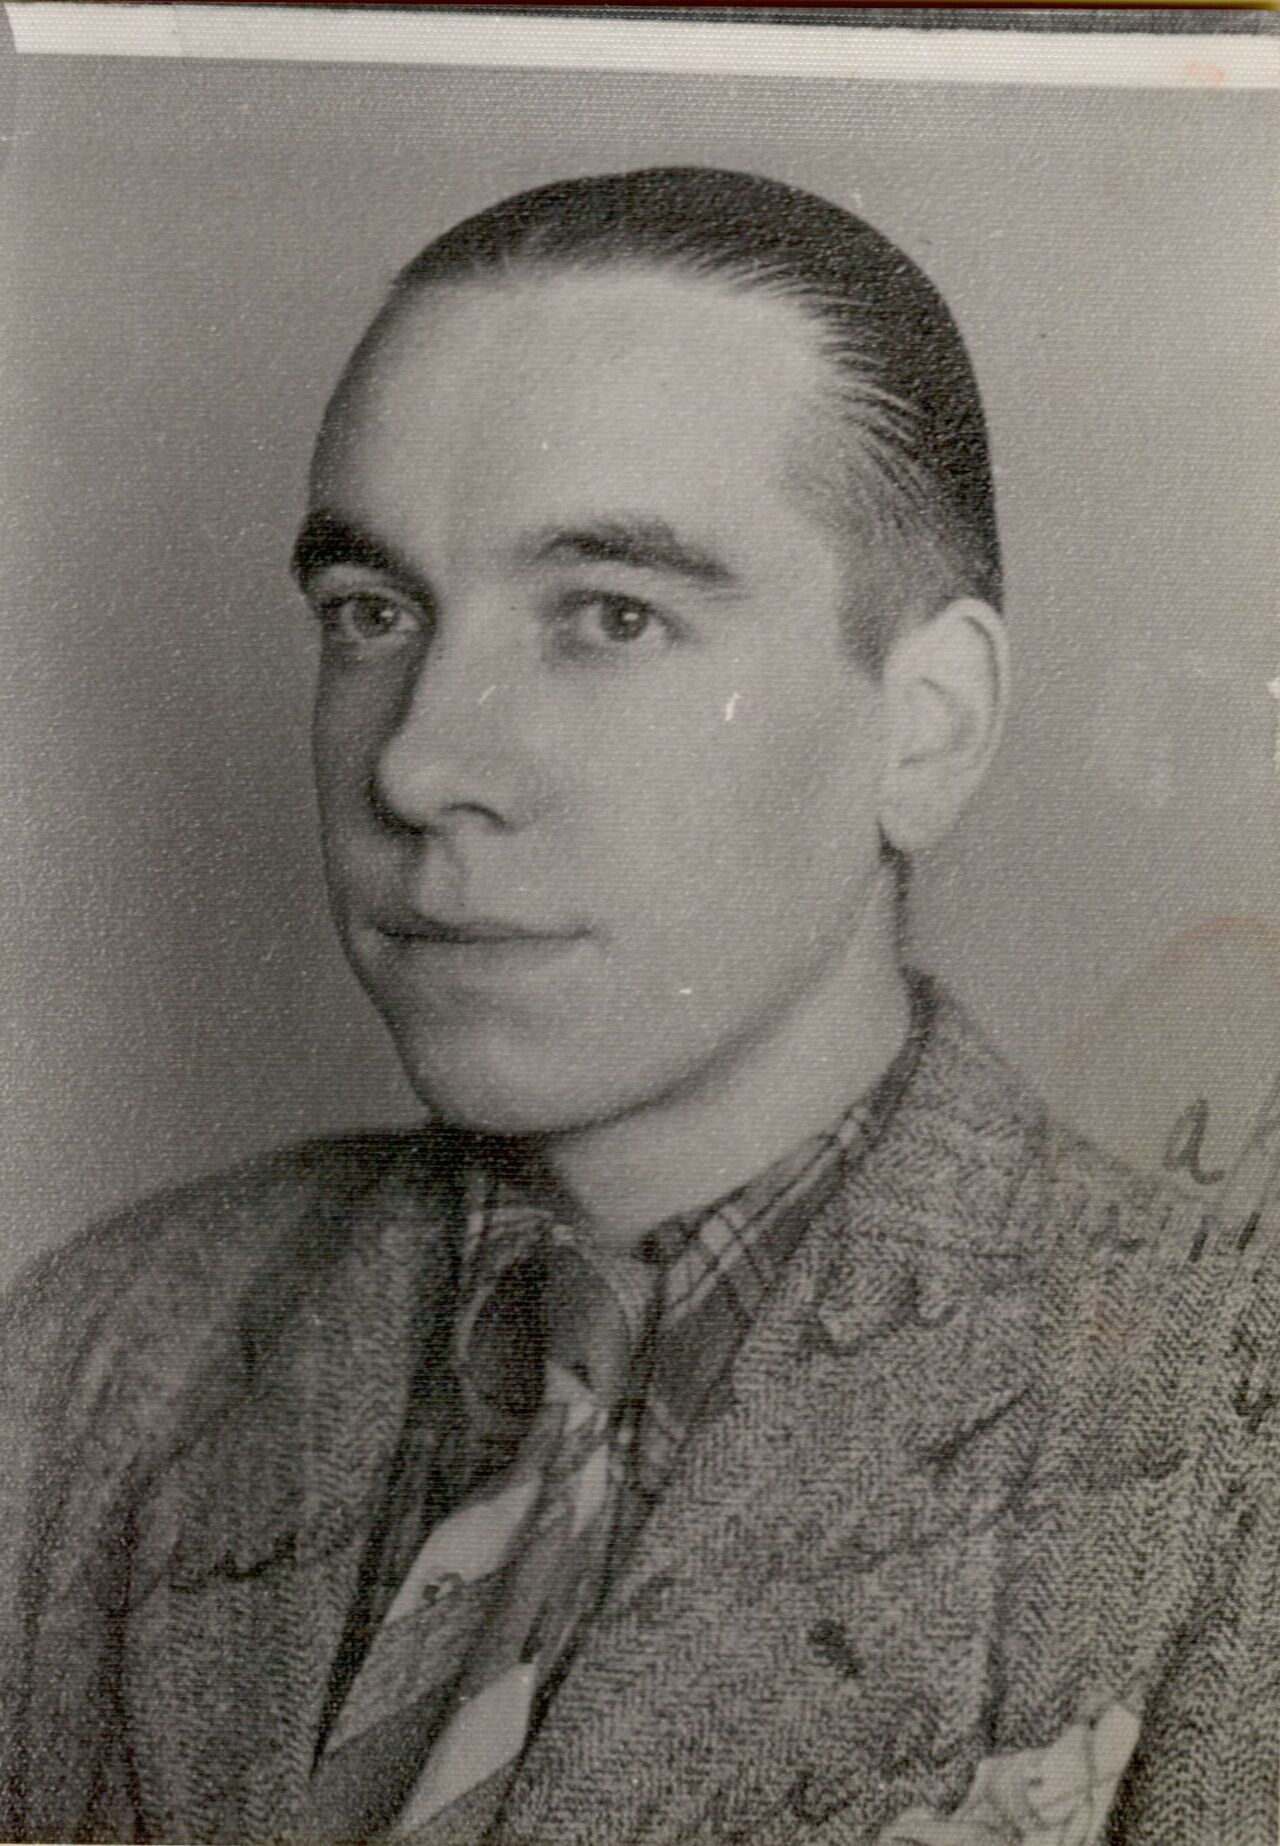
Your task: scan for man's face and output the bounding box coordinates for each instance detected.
[305,267,893,1136]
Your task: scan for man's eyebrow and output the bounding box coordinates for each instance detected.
[290,513,408,589]
[291,511,740,595]
[524,519,738,589]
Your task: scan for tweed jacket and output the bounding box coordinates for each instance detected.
[2,993,1276,1846]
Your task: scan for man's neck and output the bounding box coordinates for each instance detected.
[537,880,911,1250]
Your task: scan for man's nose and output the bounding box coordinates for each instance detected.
[373,643,544,835]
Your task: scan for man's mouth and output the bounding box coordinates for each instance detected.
[360,892,599,1004]
[377,912,589,949]
[372,912,592,992]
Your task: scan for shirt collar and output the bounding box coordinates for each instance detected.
[455,976,935,1499]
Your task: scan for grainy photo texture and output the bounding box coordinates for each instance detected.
[0,8,1277,1843]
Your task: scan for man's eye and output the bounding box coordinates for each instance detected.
[315,593,420,652]
[559,592,668,655]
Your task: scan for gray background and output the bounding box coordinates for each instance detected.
[1,54,1276,1280]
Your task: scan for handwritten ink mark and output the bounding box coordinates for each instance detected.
[804,1271,962,1361]
[1230,1325,1276,1434]
[1163,1084,1280,1258]
[702,1726,980,1840]
[1236,1210,1262,1254]
[1069,1442,1187,1496]
[920,1389,1032,1485]
[1240,1107,1280,1168]
[807,1618,862,1682]
[625,1572,677,1628]
[1088,1201,1146,1257]
[1163,1099,1227,1189]
[1233,1377,1275,1435]
[158,1500,372,1602]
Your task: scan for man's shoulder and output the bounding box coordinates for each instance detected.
[905,984,1274,1331]
[0,1128,443,1429]
[890,988,1279,1467]
[1034,1114,1276,1378]
[14,1125,426,1286]
[1038,1111,1214,1258]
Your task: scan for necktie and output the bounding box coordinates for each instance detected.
[309,1220,657,1843]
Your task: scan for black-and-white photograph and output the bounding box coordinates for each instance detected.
[1,6,1277,1841]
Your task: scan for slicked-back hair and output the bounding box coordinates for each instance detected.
[344,165,1001,671]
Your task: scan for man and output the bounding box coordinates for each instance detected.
[1,167,1275,1845]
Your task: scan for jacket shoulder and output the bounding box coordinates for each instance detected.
[0,1129,446,1470]
[919,990,1276,1414]
[6,1130,423,1343]
[903,985,1228,1268]
[1025,1112,1279,1509]
[1035,1108,1265,1286]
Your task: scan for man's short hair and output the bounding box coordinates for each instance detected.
[350,165,1001,670]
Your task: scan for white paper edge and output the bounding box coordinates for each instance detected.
[4,4,1277,91]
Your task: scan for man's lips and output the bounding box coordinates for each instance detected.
[376,913,588,947]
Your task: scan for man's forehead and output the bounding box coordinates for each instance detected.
[312,267,840,545]
[326,264,831,442]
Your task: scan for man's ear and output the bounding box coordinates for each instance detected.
[877,598,1009,852]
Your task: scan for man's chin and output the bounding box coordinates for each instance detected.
[391,1031,612,1141]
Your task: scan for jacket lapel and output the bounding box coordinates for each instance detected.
[123,1139,461,1842]
[501,999,1051,1845]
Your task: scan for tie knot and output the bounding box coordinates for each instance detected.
[543,1236,656,1409]
[457,1221,658,1424]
